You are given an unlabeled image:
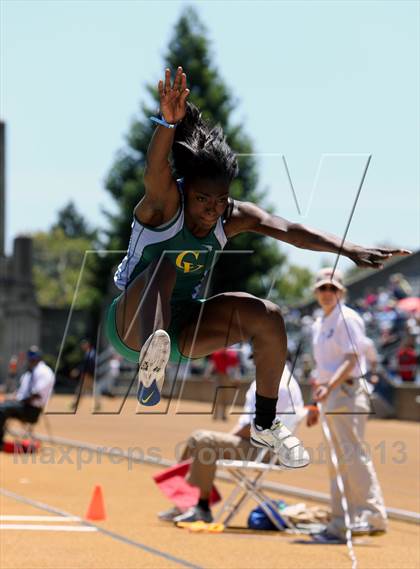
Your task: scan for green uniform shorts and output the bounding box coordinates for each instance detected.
[105,296,205,364]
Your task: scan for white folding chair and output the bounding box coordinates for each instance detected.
[214,448,296,530]
[214,411,307,530]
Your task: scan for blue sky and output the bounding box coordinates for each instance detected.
[1,0,419,272]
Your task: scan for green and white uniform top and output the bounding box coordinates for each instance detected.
[114,179,229,302]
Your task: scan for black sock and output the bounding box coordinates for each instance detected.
[198,498,210,511]
[255,393,277,430]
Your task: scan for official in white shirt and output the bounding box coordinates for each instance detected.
[0,346,55,449]
[310,268,387,541]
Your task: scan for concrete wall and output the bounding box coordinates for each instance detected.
[394,384,420,421]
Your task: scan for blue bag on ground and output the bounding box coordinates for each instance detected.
[247,500,288,530]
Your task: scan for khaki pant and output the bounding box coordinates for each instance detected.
[323,380,387,534]
[181,430,259,499]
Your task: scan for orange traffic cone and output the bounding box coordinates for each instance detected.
[85,484,106,521]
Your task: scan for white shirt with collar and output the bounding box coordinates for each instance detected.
[16,361,55,408]
[236,365,305,433]
[312,302,368,384]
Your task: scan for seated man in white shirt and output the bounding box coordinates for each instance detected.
[159,364,314,523]
[0,346,55,450]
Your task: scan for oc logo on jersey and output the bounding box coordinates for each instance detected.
[175,250,206,273]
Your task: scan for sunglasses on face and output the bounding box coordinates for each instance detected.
[317,284,339,292]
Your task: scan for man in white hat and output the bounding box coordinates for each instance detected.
[309,268,387,542]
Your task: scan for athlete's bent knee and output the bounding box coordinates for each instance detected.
[262,300,283,319]
[262,300,286,333]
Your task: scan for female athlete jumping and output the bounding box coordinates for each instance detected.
[106,66,410,468]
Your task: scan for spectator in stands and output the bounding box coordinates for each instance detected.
[377,301,406,350]
[388,300,408,336]
[406,313,420,337]
[364,288,378,308]
[0,347,55,450]
[397,335,418,382]
[389,273,412,300]
[158,364,310,523]
[376,287,391,309]
[206,347,241,421]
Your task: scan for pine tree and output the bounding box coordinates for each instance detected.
[53,201,97,240]
[99,6,300,302]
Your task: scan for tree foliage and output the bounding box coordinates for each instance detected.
[52,201,97,240]
[32,203,100,308]
[275,265,313,304]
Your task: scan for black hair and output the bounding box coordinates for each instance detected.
[172,102,238,185]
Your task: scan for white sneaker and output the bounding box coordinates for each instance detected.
[250,418,310,468]
[351,522,387,536]
[137,330,171,406]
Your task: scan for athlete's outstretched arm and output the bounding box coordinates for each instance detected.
[137,67,189,212]
[224,201,411,269]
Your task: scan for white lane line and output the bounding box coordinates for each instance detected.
[0,515,81,522]
[0,488,204,569]
[0,524,97,532]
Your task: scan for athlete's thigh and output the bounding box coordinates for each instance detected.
[115,266,151,349]
[177,292,268,358]
[115,256,175,350]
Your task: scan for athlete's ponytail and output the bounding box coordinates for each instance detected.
[172,102,238,184]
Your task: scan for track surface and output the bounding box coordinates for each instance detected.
[1,395,419,569]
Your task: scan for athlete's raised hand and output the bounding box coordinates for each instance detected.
[348,246,411,269]
[158,67,190,124]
